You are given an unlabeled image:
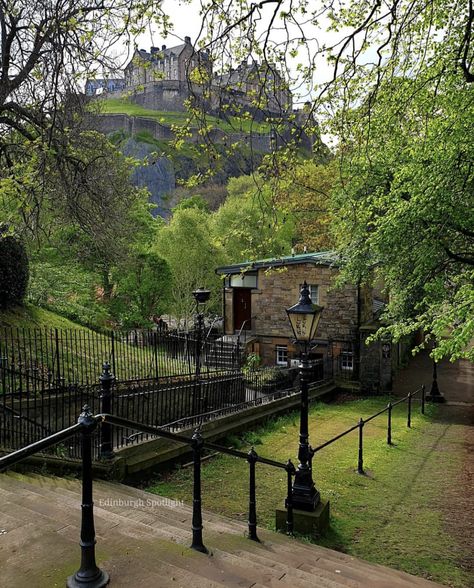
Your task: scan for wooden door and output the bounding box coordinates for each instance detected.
[233,288,252,331]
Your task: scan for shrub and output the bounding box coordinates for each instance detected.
[0,236,29,308]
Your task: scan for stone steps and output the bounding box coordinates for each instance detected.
[0,472,445,588]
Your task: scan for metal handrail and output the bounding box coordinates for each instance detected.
[0,404,296,585]
[311,387,424,455]
[0,421,87,470]
[98,413,287,470]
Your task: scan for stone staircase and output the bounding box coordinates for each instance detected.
[0,472,444,588]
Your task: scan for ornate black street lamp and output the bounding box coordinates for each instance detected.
[286,281,324,511]
[426,357,445,403]
[192,288,211,413]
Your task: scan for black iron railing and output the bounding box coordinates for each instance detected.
[310,386,426,476]
[0,406,296,587]
[1,360,329,458]
[0,327,241,390]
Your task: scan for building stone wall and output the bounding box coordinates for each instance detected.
[250,263,358,342]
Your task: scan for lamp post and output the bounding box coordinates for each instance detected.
[426,356,445,403]
[192,288,211,413]
[286,281,324,511]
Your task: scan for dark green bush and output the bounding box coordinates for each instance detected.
[0,236,29,308]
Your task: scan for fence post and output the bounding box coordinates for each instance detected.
[54,328,61,385]
[407,392,412,428]
[153,331,159,380]
[421,384,425,415]
[387,402,392,445]
[357,418,365,475]
[110,332,116,378]
[67,405,109,588]
[190,427,208,553]
[99,363,115,460]
[285,459,296,536]
[247,448,259,541]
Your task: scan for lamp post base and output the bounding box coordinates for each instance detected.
[426,381,445,403]
[67,569,109,588]
[426,393,445,403]
[276,499,330,538]
[289,467,320,512]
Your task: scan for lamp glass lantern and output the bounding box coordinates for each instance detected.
[192,288,211,305]
[286,281,323,343]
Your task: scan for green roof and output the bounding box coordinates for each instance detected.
[216,250,339,275]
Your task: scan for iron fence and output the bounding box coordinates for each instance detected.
[0,359,328,459]
[0,326,242,390]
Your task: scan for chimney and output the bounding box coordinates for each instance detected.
[162,44,166,50]
[185,36,191,44]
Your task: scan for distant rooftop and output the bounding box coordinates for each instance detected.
[216,250,339,275]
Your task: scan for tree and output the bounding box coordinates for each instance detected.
[0,235,29,308]
[332,77,474,361]
[0,0,168,237]
[154,207,223,326]
[211,175,294,263]
[188,0,474,360]
[111,251,172,328]
[275,160,336,252]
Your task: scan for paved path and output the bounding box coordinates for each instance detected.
[393,351,473,579]
[0,472,446,588]
[392,350,474,411]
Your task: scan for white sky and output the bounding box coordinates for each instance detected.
[129,0,339,105]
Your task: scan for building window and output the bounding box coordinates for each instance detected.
[276,345,288,366]
[300,283,319,304]
[341,351,354,371]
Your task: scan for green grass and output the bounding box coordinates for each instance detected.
[0,304,90,331]
[96,97,270,134]
[147,398,473,587]
[0,304,190,382]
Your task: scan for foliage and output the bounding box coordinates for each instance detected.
[0,236,29,308]
[111,251,172,328]
[332,70,474,361]
[5,130,162,329]
[276,160,336,251]
[154,207,223,326]
[172,195,209,214]
[212,175,295,263]
[243,352,262,371]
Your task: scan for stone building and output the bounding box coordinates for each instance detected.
[214,61,292,115]
[216,251,410,393]
[85,78,125,96]
[124,37,207,86]
[122,38,291,117]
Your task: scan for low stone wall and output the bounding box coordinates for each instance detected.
[86,113,272,152]
[85,113,174,140]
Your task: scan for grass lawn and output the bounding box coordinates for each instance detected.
[96,97,270,134]
[147,397,473,588]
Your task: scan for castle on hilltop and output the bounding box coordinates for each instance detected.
[87,36,292,119]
